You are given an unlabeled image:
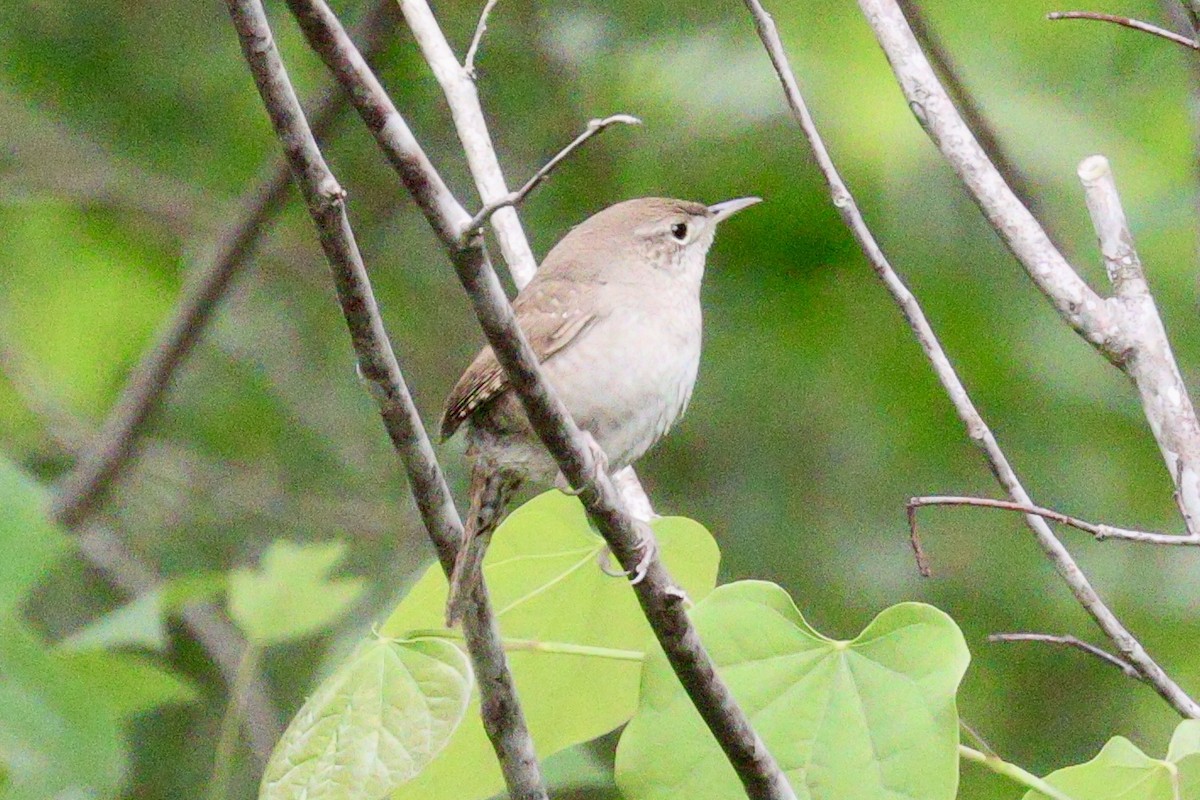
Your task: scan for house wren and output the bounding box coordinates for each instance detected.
[441,195,761,624]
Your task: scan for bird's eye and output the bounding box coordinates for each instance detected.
[670,222,688,241]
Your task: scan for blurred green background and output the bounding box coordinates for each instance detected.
[3,0,1199,796]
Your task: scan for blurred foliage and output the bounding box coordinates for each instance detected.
[2,0,1200,797]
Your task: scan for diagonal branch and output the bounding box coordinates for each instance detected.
[859,0,1200,559]
[48,0,398,531]
[741,0,1200,718]
[281,1,794,795]
[225,1,548,796]
[399,0,539,286]
[858,0,1121,358]
[394,0,659,520]
[894,0,1047,220]
[1076,156,1200,537]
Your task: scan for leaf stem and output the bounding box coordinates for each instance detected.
[406,628,645,662]
[959,744,1077,800]
[207,644,262,800]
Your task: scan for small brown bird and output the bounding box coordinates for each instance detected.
[441,195,761,624]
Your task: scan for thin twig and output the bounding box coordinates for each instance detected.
[988,633,1144,681]
[462,114,641,238]
[286,0,794,794]
[230,2,548,797]
[958,720,998,760]
[905,501,932,577]
[908,495,1200,545]
[743,0,1200,718]
[463,0,501,76]
[1048,11,1200,50]
[48,0,398,531]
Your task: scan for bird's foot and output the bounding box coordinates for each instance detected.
[629,525,658,584]
[554,432,609,497]
[595,525,659,584]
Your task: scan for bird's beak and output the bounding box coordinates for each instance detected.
[707,196,762,223]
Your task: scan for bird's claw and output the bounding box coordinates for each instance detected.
[595,526,659,584]
[629,528,657,584]
[555,432,609,497]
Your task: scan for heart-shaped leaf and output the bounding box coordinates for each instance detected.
[615,580,969,800]
[260,635,472,800]
[1024,720,1200,800]
[382,490,720,800]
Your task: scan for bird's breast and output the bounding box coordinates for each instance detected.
[543,293,702,469]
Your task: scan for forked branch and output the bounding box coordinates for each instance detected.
[742,0,1200,718]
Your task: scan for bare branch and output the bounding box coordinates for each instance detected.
[397,0,659,522]
[462,114,641,238]
[904,501,932,577]
[908,494,1200,545]
[743,0,1200,718]
[894,0,1047,220]
[463,0,502,76]
[283,1,793,794]
[227,0,551,796]
[858,0,1123,358]
[1077,156,1200,537]
[48,0,398,531]
[988,632,1143,680]
[398,0,539,286]
[1048,11,1200,50]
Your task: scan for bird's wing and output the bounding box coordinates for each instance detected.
[440,283,602,439]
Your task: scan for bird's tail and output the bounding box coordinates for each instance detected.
[445,466,522,626]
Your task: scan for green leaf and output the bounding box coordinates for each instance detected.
[0,456,69,616]
[57,589,168,653]
[1023,737,1172,800]
[382,491,720,800]
[1168,719,1200,762]
[58,650,198,718]
[1024,720,1200,800]
[0,619,127,800]
[228,540,365,646]
[160,571,228,611]
[615,581,969,800]
[259,635,472,800]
